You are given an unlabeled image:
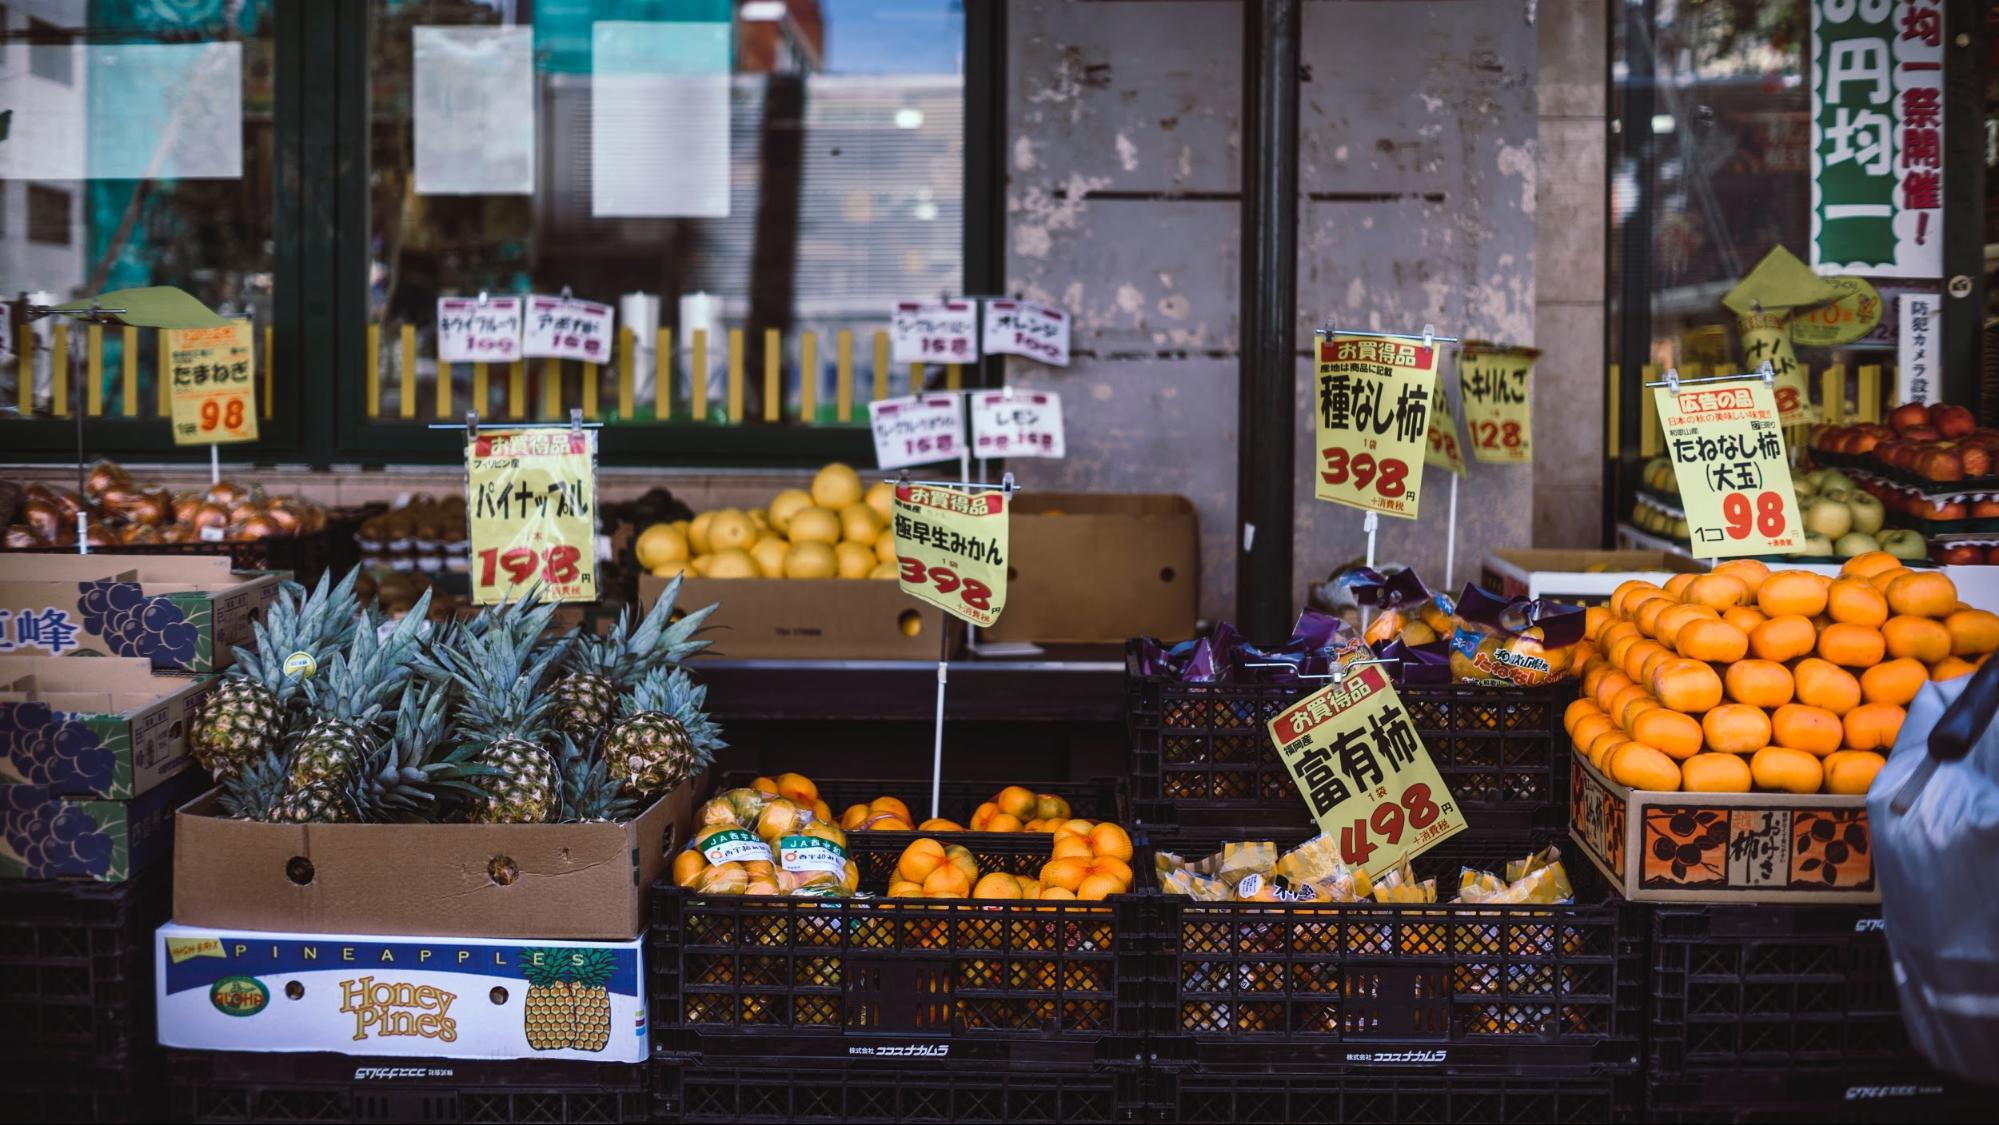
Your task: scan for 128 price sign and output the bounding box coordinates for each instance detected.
[1313,332,1439,519]
[166,319,259,446]
[1458,341,1538,465]
[1651,379,1802,557]
[1265,664,1466,877]
[890,483,1008,627]
[466,428,599,604]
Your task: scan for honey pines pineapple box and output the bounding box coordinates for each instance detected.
[173,772,699,940]
[155,923,645,1062]
[1569,752,1877,903]
[0,554,280,673]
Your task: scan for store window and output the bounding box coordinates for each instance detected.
[361,0,968,441]
[0,1,277,449]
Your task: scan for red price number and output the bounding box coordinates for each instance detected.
[199,397,246,432]
[1428,427,1460,462]
[478,544,584,588]
[1720,490,1787,540]
[1320,449,1411,497]
[1337,783,1442,866]
[1471,420,1523,450]
[1774,386,1802,416]
[897,556,993,611]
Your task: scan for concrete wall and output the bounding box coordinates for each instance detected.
[1003,0,1604,625]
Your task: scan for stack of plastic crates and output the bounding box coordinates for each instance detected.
[647,776,1167,1123]
[164,1051,650,1124]
[1642,902,1985,1122]
[0,868,172,1123]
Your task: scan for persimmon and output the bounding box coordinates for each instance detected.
[1930,656,1977,682]
[1886,572,1959,618]
[1593,670,1635,712]
[1866,566,1915,594]
[1622,639,1670,683]
[1883,615,1952,662]
[1750,746,1824,794]
[1749,615,1817,662]
[1770,703,1844,756]
[1584,605,1613,643]
[1824,750,1887,795]
[1723,659,1794,708]
[1607,743,1681,791]
[1651,658,1724,713]
[1610,581,1662,619]
[1685,573,1750,611]
[1632,707,1704,761]
[1701,703,1772,754]
[1571,713,1618,753]
[1663,573,1700,600]
[1817,623,1886,669]
[1860,658,1927,706]
[1641,647,1678,686]
[1757,571,1830,618]
[1681,752,1753,792]
[1653,604,1718,649]
[1794,659,1862,715]
[1564,697,1604,736]
[1588,732,1632,772]
[1945,609,1999,657]
[1842,703,1906,752]
[1723,606,1768,634]
[1677,619,1749,664]
[1826,578,1889,628]
[1620,691,1662,731]
[1840,551,1903,579]
[1712,559,1771,596]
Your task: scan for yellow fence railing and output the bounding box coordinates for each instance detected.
[364,325,961,425]
[1612,362,1899,459]
[8,322,277,422]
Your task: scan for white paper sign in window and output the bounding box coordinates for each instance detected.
[437,296,525,363]
[591,21,730,218]
[891,301,979,366]
[870,393,965,470]
[970,390,1065,459]
[2,43,243,180]
[981,300,1070,367]
[414,27,535,196]
[523,294,614,363]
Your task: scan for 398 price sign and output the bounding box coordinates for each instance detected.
[890,483,1009,627]
[1265,664,1466,878]
[1313,331,1439,519]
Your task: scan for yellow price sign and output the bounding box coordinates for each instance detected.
[1459,342,1538,464]
[1652,379,1803,558]
[1736,312,1812,426]
[890,483,1008,627]
[1790,276,1882,348]
[166,319,258,445]
[1265,664,1467,877]
[466,428,599,604]
[1313,333,1439,519]
[1425,382,1467,478]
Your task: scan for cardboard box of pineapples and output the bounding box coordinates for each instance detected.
[171,568,720,941]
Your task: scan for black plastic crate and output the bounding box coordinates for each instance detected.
[0,1061,154,1123]
[1642,1070,1989,1123]
[0,866,170,1066]
[652,1051,1158,1123]
[1126,641,1574,834]
[165,1049,649,1124]
[649,831,1165,1052]
[1139,828,1643,1075]
[1152,1068,1635,1124]
[1648,903,1917,1072]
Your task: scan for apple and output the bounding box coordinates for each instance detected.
[1891,402,1931,435]
[1800,533,1836,557]
[1988,546,1999,565]
[1940,545,1983,565]
[1851,431,1881,453]
[1847,492,1886,535]
[1962,446,1992,478]
[1972,500,1999,518]
[1805,497,1854,539]
[1933,500,1969,521]
[1835,532,1881,557]
[1935,404,1977,439]
[1823,488,1854,504]
[1920,450,1965,482]
[1878,529,1929,560]
[1670,517,1690,541]
[1796,475,1820,498]
[1902,425,1942,441]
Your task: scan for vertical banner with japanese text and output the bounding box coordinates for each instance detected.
[1652,379,1803,558]
[466,429,599,604]
[1458,342,1537,464]
[166,319,258,445]
[891,484,1008,627]
[1265,665,1466,877]
[1810,0,1943,278]
[1313,332,1437,519]
[1896,292,1940,404]
[1736,312,1814,425]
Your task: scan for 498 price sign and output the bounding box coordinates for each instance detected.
[1314,332,1437,519]
[891,483,1008,627]
[466,428,598,604]
[1265,665,1466,877]
[1652,379,1802,557]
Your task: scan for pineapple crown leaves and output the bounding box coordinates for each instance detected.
[646,575,719,665]
[351,682,497,822]
[426,593,566,742]
[556,732,640,824]
[515,948,557,987]
[304,587,436,728]
[622,666,726,763]
[226,566,363,698]
[218,748,290,820]
[571,947,617,988]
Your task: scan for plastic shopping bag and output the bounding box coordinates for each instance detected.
[1867,657,1999,1082]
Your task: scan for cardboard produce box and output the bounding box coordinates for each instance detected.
[639,574,947,659]
[173,774,701,940]
[1569,753,1876,904]
[980,492,1198,645]
[1482,549,1708,604]
[0,655,215,798]
[0,554,280,673]
[3,768,206,881]
[156,923,645,1062]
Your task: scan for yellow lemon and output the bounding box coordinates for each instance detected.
[784,540,838,579]
[875,534,896,564]
[865,481,895,522]
[650,561,693,579]
[635,523,688,570]
[836,541,876,579]
[788,506,841,546]
[706,548,761,578]
[689,554,715,576]
[749,536,790,578]
[839,503,884,547]
[688,511,716,555]
[707,509,757,553]
[768,489,813,534]
[812,462,864,510]
[869,561,899,580]
[749,508,770,532]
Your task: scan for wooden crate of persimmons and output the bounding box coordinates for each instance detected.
[1565,552,1999,795]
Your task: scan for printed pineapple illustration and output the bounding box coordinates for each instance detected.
[519,950,576,1052]
[568,948,616,1052]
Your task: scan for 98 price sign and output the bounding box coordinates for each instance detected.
[1265,664,1466,878]
[166,320,259,446]
[1651,380,1802,557]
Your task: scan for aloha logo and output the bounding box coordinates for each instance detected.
[338,977,459,1043]
[209,975,269,1017]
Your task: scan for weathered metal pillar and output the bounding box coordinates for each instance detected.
[1235,0,1303,643]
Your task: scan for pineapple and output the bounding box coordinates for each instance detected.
[518,951,575,1051]
[190,568,361,781]
[602,665,726,799]
[346,682,492,822]
[287,589,434,793]
[425,596,566,824]
[218,747,292,821]
[557,734,641,824]
[548,576,715,743]
[271,778,359,824]
[568,949,616,1052]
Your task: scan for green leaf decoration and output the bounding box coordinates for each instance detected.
[51,286,227,329]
